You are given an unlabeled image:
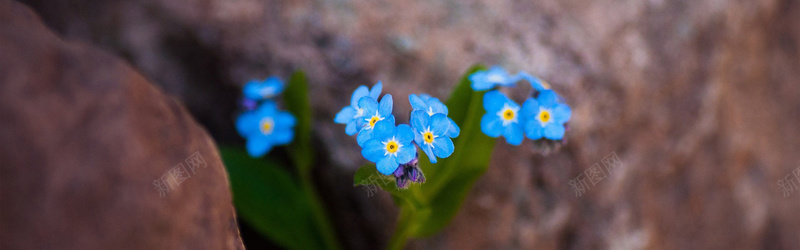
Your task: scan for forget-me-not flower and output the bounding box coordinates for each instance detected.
[521,89,571,140]
[410,111,455,163]
[243,76,285,101]
[517,71,551,91]
[236,101,296,157]
[409,94,460,138]
[356,94,395,146]
[469,66,520,91]
[335,82,383,135]
[480,90,524,145]
[360,119,416,175]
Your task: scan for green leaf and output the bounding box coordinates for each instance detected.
[220,146,325,250]
[383,65,496,248]
[283,71,314,177]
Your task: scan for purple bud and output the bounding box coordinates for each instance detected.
[408,167,426,183]
[396,177,410,189]
[393,165,405,178]
[408,167,420,182]
[240,98,258,111]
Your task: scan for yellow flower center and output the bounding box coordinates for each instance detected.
[369,116,381,127]
[502,109,516,121]
[259,118,275,135]
[423,131,435,144]
[385,141,399,154]
[538,110,551,123]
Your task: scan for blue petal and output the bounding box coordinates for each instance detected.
[372,119,396,142]
[432,137,454,158]
[275,112,296,127]
[396,124,415,144]
[271,129,294,145]
[480,113,504,137]
[504,123,524,146]
[427,99,448,115]
[483,91,507,113]
[544,123,566,140]
[243,80,263,100]
[369,81,383,100]
[430,114,449,136]
[246,137,272,157]
[410,110,429,132]
[520,98,540,118]
[418,93,433,102]
[356,127,374,146]
[256,101,278,117]
[446,117,460,138]
[361,139,385,163]
[517,71,547,91]
[470,73,495,91]
[264,76,285,95]
[379,94,393,117]
[345,121,359,136]
[409,94,428,111]
[351,86,369,107]
[358,96,378,114]
[395,143,416,165]
[537,90,558,107]
[552,104,572,124]
[235,111,259,137]
[524,120,544,140]
[335,106,356,124]
[377,156,399,175]
[420,144,437,164]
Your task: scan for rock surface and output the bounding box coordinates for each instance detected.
[0,1,244,249]
[15,0,800,249]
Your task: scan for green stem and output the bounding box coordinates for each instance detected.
[387,208,413,250]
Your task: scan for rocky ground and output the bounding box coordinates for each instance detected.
[5,0,800,249]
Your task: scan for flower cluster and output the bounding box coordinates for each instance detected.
[336,82,460,188]
[236,77,296,157]
[470,66,571,149]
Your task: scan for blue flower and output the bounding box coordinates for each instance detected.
[522,89,571,140]
[360,119,416,175]
[236,101,296,157]
[469,66,520,91]
[408,94,460,137]
[356,94,395,146]
[410,111,455,163]
[480,90,524,145]
[335,82,383,135]
[517,71,551,91]
[243,76,284,101]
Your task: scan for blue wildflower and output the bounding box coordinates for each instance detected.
[236,101,296,157]
[356,94,395,146]
[410,111,454,163]
[243,76,284,101]
[517,71,551,91]
[522,89,571,140]
[360,119,416,175]
[409,94,460,137]
[480,90,524,145]
[335,82,383,135]
[469,66,520,91]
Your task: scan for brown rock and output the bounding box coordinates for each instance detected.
[0,1,243,249]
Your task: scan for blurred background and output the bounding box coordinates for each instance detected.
[3,0,800,249]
